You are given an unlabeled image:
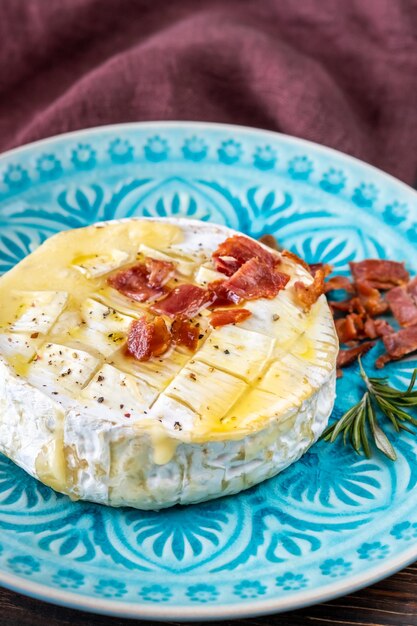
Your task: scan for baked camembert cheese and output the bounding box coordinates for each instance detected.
[0,218,338,509]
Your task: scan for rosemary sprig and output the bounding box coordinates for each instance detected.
[322,359,417,460]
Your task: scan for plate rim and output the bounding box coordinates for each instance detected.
[1,120,417,620]
[1,119,417,202]
[1,544,417,621]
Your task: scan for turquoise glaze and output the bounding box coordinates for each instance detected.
[1,122,417,620]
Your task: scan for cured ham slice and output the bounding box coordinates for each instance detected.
[126,317,171,361]
[221,258,290,301]
[213,235,279,276]
[208,280,241,306]
[109,260,171,302]
[210,308,252,328]
[171,319,199,351]
[145,258,174,288]
[152,284,215,318]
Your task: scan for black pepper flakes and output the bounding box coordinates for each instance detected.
[198,334,204,340]
[174,421,182,431]
[97,375,104,382]
[97,397,104,403]
[224,349,230,354]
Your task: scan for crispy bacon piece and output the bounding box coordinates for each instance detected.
[294,268,326,310]
[126,317,171,361]
[350,260,409,290]
[386,277,417,327]
[337,342,375,369]
[336,312,393,344]
[363,317,393,339]
[324,275,355,293]
[258,234,281,251]
[376,325,417,368]
[330,297,366,316]
[308,262,333,278]
[108,263,165,302]
[408,276,417,299]
[151,284,215,318]
[221,257,290,301]
[171,318,199,351]
[145,258,174,288]
[335,314,364,343]
[213,235,279,276]
[210,308,252,328]
[356,282,388,316]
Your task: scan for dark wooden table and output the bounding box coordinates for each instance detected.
[2,562,417,626]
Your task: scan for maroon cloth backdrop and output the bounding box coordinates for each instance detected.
[1,0,417,183]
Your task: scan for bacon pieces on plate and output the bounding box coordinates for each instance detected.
[221,257,290,301]
[350,259,409,290]
[355,281,389,316]
[210,308,252,328]
[335,314,364,343]
[213,235,280,276]
[386,277,417,327]
[363,317,393,339]
[324,275,355,293]
[376,325,417,368]
[126,317,171,361]
[152,284,215,318]
[337,341,375,369]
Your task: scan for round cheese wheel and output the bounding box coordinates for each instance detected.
[0,218,338,509]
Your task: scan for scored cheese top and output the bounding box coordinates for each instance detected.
[0,218,338,452]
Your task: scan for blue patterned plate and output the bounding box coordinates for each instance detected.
[1,122,417,621]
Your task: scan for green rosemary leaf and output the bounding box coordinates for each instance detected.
[323,359,417,460]
[368,404,397,461]
[406,369,417,394]
[360,397,372,458]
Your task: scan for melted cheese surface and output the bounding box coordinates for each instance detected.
[0,218,338,485]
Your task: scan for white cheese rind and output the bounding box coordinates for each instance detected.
[0,359,63,477]
[0,355,335,509]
